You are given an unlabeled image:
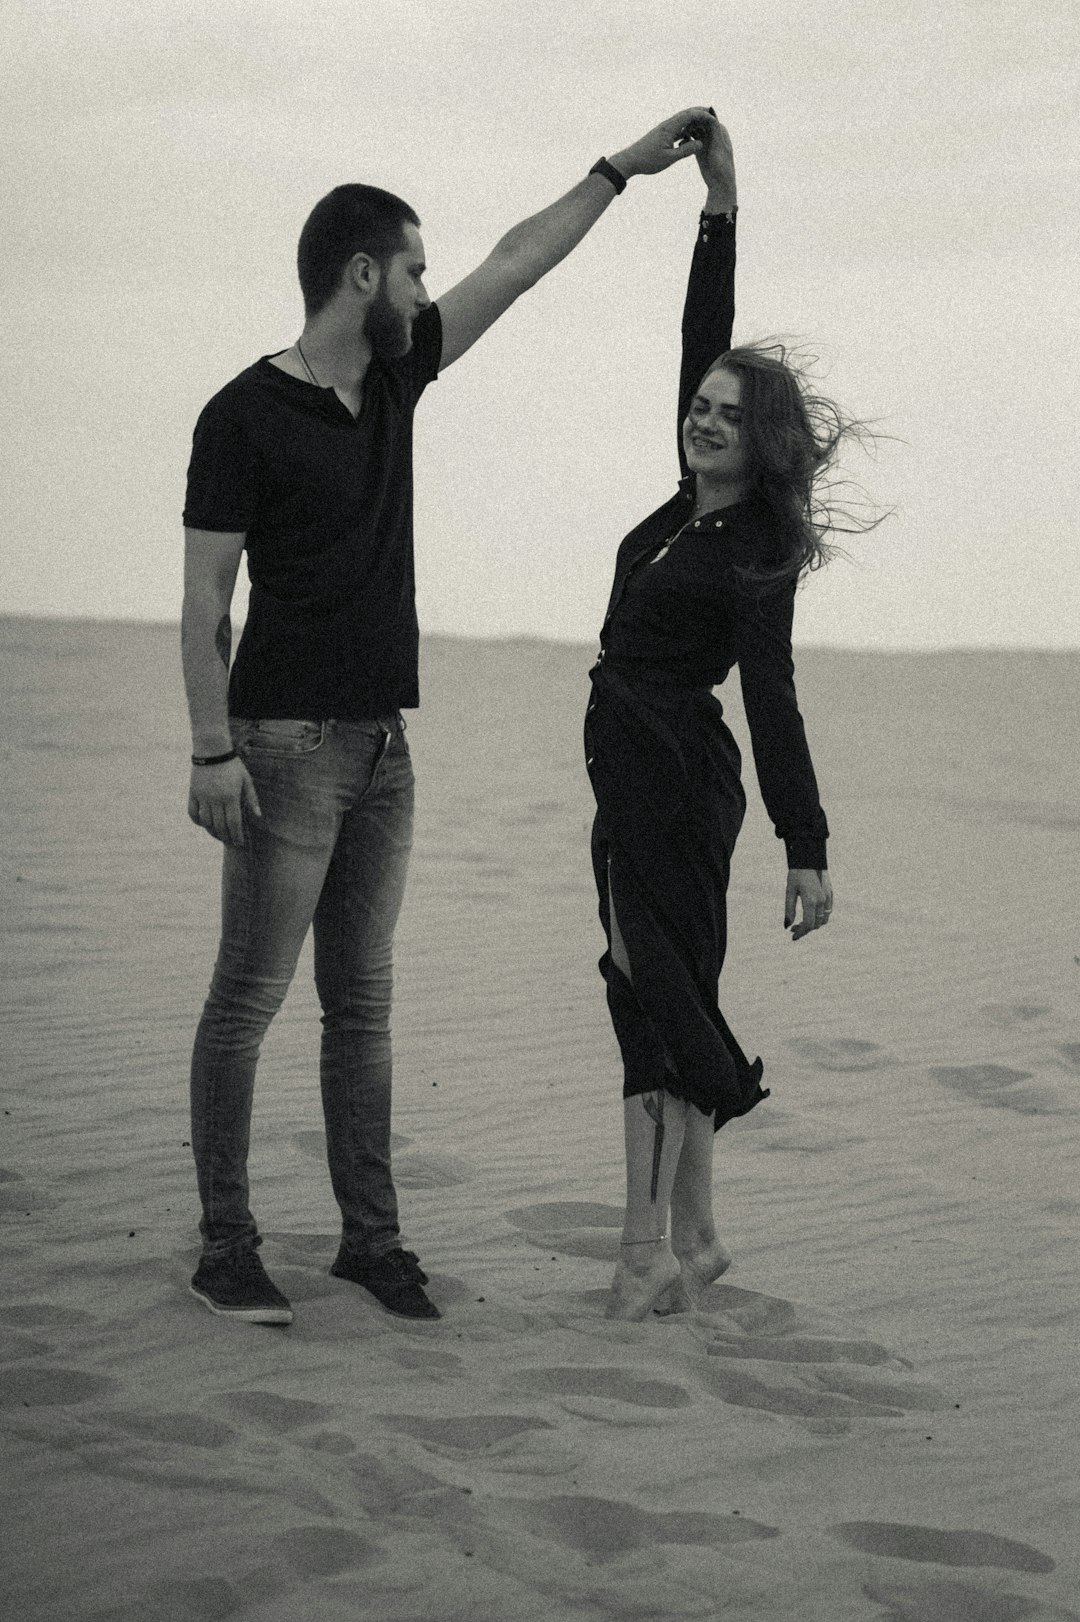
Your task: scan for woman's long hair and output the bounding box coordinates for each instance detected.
[709,342,885,582]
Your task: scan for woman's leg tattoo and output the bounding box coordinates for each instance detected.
[642,1091,666,1202]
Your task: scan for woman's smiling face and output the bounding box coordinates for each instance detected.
[682,366,749,486]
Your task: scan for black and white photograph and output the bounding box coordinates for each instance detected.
[2,2,1078,1617]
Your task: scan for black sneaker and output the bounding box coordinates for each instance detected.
[190,1249,293,1325]
[330,1244,440,1320]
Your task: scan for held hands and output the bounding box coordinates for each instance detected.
[188,757,262,847]
[610,107,714,179]
[784,869,833,942]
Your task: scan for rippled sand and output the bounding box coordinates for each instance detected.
[2,618,1078,1621]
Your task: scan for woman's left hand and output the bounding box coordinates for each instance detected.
[694,113,737,212]
[784,868,833,941]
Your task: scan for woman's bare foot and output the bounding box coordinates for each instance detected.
[605,1243,682,1321]
[656,1237,733,1315]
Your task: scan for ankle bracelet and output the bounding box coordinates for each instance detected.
[620,1235,667,1245]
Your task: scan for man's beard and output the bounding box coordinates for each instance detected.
[365,285,412,360]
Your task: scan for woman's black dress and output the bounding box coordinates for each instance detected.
[584,210,829,1130]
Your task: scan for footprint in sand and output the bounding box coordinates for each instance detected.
[0,1366,115,1407]
[105,1411,237,1449]
[708,1331,902,1368]
[294,1432,357,1455]
[703,1360,902,1421]
[705,1348,944,1422]
[506,1200,624,1263]
[0,1170,59,1213]
[510,1494,779,1562]
[218,1390,332,1431]
[511,1366,691,1410]
[981,1002,1050,1028]
[704,1283,799,1335]
[274,1524,380,1577]
[865,1576,1079,1622]
[0,1329,52,1360]
[378,1413,557,1456]
[700,1292,948,1426]
[563,1281,802,1333]
[393,1149,470,1188]
[835,1522,1055,1574]
[788,1038,895,1072]
[928,1064,1057,1116]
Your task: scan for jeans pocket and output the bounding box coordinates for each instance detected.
[242,720,326,757]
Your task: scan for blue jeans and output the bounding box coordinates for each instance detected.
[190,715,414,1262]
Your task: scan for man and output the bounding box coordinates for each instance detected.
[182,108,710,1326]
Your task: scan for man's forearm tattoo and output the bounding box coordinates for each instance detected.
[215,614,232,671]
[642,1091,665,1202]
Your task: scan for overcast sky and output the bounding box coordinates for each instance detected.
[2,0,1077,648]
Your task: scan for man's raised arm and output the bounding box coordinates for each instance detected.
[435,107,712,371]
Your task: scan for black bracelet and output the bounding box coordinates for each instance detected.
[589,157,627,195]
[191,748,238,767]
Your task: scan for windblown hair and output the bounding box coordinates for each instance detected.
[706,342,885,582]
[297,185,420,317]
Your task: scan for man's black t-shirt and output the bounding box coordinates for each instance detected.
[183,304,442,719]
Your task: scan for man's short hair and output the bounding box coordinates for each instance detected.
[297,185,420,317]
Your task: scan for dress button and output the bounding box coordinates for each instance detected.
[715,519,723,528]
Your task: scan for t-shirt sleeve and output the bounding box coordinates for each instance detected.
[182,389,263,533]
[407,303,442,400]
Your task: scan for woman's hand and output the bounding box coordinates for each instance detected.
[784,868,833,941]
[610,107,713,178]
[695,114,737,214]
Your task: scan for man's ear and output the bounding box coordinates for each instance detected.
[346,251,380,296]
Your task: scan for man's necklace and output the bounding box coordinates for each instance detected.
[296,337,320,386]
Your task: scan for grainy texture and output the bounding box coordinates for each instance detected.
[2,617,1078,1621]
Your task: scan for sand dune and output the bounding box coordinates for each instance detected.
[2,617,1078,1620]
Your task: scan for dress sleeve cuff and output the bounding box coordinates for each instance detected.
[784,837,828,871]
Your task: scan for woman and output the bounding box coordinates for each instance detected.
[585,117,851,1321]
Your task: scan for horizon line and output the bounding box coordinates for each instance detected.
[1,611,1077,658]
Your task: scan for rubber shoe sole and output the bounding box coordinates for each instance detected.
[189,1258,294,1326]
[189,1281,293,1324]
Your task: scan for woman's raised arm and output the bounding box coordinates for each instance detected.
[677,117,739,475]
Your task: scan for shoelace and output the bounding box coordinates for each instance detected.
[383,1249,428,1284]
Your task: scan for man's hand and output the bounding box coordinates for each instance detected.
[610,106,714,179]
[188,756,262,847]
[693,115,737,211]
[784,869,833,942]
